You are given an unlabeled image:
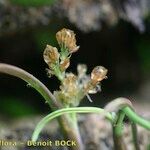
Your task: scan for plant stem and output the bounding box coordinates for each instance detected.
[58,114,84,150]
[32,107,113,142]
[113,111,127,150]
[105,98,150,130]
[105,98,150,150]
[0,63,62,109]
[113,109,140,150]
[0,63,83,149]
[122,107,150,130]
[32,105,150,149]
[114,111,125,136]
[131,122,140,150]
[71,113,83,150]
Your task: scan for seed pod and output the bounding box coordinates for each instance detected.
[43,45,60,65]
[91,66,108,84]
[60,58,70,72]
[56,28,79,53]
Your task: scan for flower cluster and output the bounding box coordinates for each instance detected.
[43,28,79,81]
[43,28,107,107]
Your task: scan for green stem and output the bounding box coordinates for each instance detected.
[0,63,62,109]
[32,105,150,142]
[113,111,126,150]
[105,98,150,130]
[54,65,64,81]
[71,113,77,122]
[60,46,69,60]
[131,123,140,150]
[123,107,150,130]
[114,111,125,136]
[71,113,84,150]
[32,107,113,142]
[58,114,84,150]
[32,105,150,149]
[0,63,83,149]
[33,106,110,150]
[71,113,82,147]
[105,98,150,149]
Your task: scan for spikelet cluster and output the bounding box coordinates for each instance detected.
[43,28,108,106]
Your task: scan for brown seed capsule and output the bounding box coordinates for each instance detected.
[60,58,70,72]
[91,66,108,84]
[43,45,60,65]
[56,28,79,53]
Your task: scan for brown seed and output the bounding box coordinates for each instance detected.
[91,66,108,84]
[56,28,79,53]
[43,45,60,65]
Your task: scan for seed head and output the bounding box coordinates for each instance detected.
[91,66,108,84]
[56,28,79,53]
[43,45,60,65]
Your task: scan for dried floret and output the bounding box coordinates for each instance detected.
[91,66,108,84]
[56,28,79,53]
[43,45,60,66]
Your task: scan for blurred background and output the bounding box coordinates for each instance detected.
[0,0,150,118]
